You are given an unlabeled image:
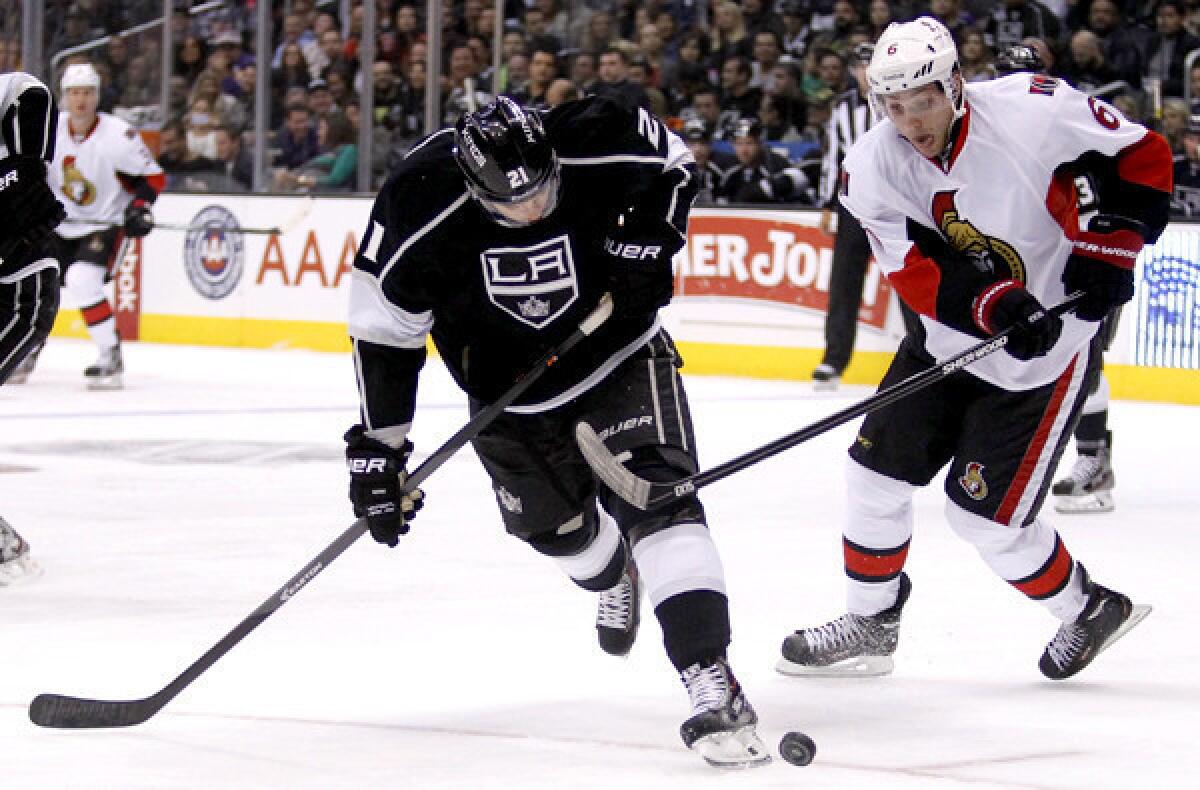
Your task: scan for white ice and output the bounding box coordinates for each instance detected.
[2,339,1196,789]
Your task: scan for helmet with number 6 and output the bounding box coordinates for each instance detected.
[453,97,560,220]
[866,17,963,122]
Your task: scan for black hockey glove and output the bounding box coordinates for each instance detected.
[344,424,424,547]
[0,157,65,265]
[1062,214,1144,321]
[602,211,685,318]
[123,199,155,238]
[973,281,1062,361]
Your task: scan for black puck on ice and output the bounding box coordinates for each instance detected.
[779,731,816,766]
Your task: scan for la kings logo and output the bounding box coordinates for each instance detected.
[481,234,578,328]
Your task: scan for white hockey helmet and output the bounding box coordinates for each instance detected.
[866,17,963,122]
[61,63,101,93]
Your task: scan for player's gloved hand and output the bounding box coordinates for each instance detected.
[0,157,65,263]
[973,281,1062,361]
[344,424,424,547]
[123,199,155,238]
[602,210,685,317]
[1062,214,1144,321]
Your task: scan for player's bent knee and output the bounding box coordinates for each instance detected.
[631,523,726,608]
[529,507,626,592]
[846,459,918,516]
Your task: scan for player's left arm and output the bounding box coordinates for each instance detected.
[1042,83,1174,321]
[0,74,66,265]
[114,123,166,238]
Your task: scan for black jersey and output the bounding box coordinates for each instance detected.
[349,96,697,433]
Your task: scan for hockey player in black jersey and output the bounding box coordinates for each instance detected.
[0,71,66,585]
[343,96,769,768]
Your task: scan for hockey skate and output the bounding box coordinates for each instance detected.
[84,345,123,390]
[6,343,42,385]
[1052,432,1114,513]
[811,363,841,392]
[596,557,640,656]
[0,516,42,586]
[679,658,771,769]
[777,572,912,677]
[1039,566,1151,680]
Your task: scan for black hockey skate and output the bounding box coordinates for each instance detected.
[0,516,41,586]
[84,345,124,391]
[596,557,640,656]
[679,658,771,768]
[1039,567,1151,680]
[777,572,912,677]
[811,363,841,392]
[1052,431,1114,513]
[7,342,42,385]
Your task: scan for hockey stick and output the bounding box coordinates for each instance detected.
[577,293,1086,511]
[29,294,614,729]
[61,197,315,236]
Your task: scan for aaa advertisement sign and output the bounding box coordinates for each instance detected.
[678,213,893,329]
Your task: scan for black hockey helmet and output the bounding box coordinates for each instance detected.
[453,97,558,204]
[994,45,1045,76]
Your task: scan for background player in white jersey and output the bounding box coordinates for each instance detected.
[344,96,769,768]
[0,71,66,584]
[777,18,1170,681]
[16,63,164,390]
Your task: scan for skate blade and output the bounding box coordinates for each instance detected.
[86,375,124,391]
[775,654,894,677]
[0,555,43,587]
[691,727,772,769]
[1053,491,1114,514]
[812,379,840,392]
[1097,604,1151,657]
[6,371,30,385]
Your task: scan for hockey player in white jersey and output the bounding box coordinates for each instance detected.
[19,63,164,389]
[778,18,1169,681]
[0,71,66,584]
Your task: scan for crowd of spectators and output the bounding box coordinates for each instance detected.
[12,0,1200,210]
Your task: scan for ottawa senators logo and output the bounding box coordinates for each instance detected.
[61,155,97,206]
[931,190,1026,283]
[958,461,989,501]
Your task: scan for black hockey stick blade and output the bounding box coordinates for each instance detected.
[29,295,614,729]
[30,693,167,729]
[579,293,1084,511]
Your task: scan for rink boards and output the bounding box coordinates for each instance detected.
[48,194,1200,404]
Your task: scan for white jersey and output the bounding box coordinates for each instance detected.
[49,112,162,239]
[841,74,1156,391]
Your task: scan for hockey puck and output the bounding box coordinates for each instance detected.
[779,731,816,766]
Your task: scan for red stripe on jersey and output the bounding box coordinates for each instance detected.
[844,538,910,581]
[995,356,1078,525]
[1010,535,1074,599]
[1117,131,1173,193]
[81,300,114,326]
[888,246,941,318]
[1044,172,1081,240]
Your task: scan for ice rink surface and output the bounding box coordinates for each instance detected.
[2,339,1196,789]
